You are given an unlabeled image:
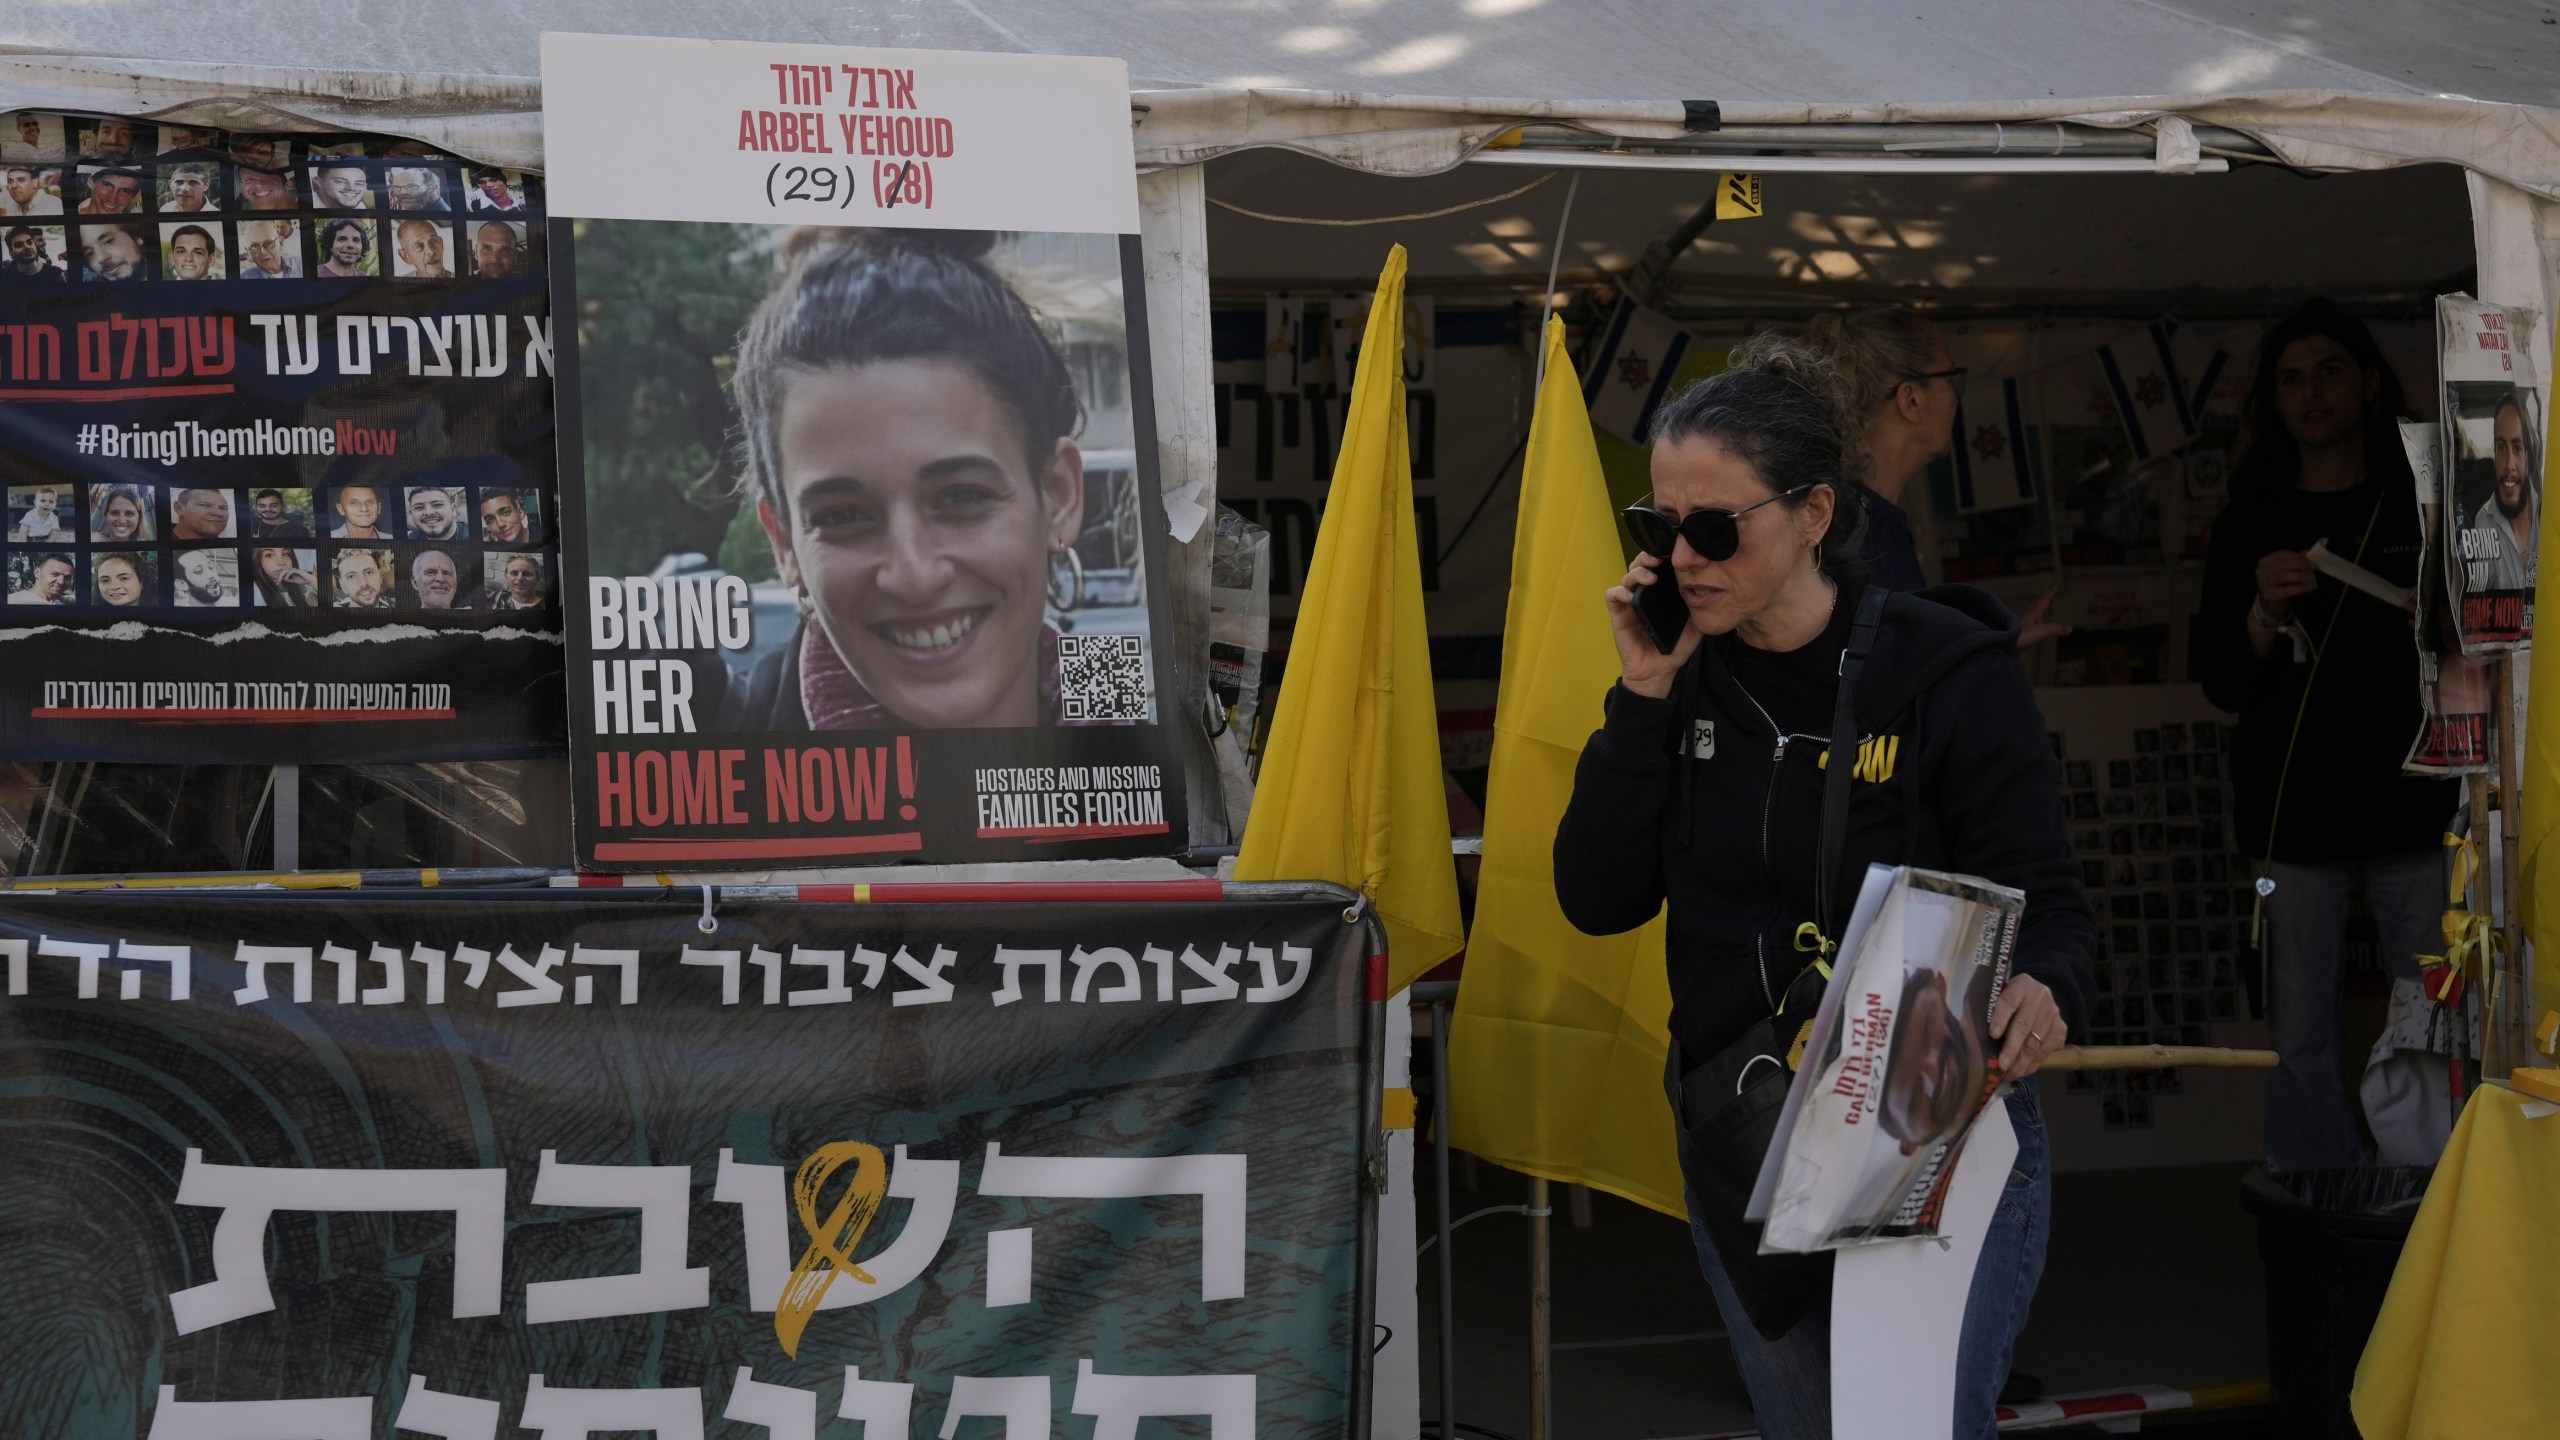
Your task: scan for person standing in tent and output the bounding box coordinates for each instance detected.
[2194,300,2457,1170]
[1799,308,1946,591]
[1799,308,2068,643]
[1555,336,2094,1439]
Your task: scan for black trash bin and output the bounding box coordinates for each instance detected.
[2240,1166,2434,1440]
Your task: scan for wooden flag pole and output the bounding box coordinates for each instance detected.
[2470,766,2505,1079]
[2494,655,2529,1079]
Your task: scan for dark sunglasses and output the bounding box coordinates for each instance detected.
[1621,485,1811,562]
[1906,366,1968,388]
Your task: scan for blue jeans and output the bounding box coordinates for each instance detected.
[2260,852,2440,1171]
[1687,1084,2052,1440]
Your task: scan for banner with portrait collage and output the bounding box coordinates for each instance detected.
[0,885,1378,1437]
[545,34,1186,869]
[0,112,564,762]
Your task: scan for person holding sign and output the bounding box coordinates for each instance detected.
[725,228,1094,732]
[2194,300,2456,1171]
[1553,336,2093,1440]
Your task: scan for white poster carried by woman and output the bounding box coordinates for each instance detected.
[2436,295,2541,654]
[543,34,1185,868]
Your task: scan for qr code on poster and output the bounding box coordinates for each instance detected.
[1059,633,1151,721]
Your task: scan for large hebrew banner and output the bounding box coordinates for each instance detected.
[0,885,1379,1438]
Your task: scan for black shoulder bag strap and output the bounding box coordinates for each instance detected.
[1813,586,1891,948]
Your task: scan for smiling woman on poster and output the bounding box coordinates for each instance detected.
[722,227,1097,732]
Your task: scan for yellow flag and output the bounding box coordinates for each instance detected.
[1236,245,1464,991]
[1445,317,1682,1217]
[2521,331,2560,1051]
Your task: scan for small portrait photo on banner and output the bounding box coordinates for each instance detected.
[73,117,149,163]
[464,165,534,213]
[226,134,294,172]
[248,547,322,607]
[2,113,65,163]
[329,545,398,609]
[88,484,156,543]
[75,222,148,282]
[309,159,373,212]
[6,551,78,606]
[245,487,315,538]
[315,217,377,278]
[467,218,527,279]
[389,217,455,278]
[234,216,300,279]
[74,165,146,217]
[88,550,156,608]
[8,484,74,543]
[402,485,469,541]
[485,550,547,610]
[166,486,237,541]
[234,166,298,211]
[384,163,455,212]
[170,547,241,608]
[1,223,69,284]
[2,163,65,216]
[157,124,226,154]
[158,221,223,281]
[326,484,394,540]
[157,161,219,213]
[404,546,473,610]
[476,488,543,546]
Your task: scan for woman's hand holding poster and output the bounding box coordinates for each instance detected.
[542,34,1185,868]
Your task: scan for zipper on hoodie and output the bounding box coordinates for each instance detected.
[1730,676,1787,1010]
[1730,672,1832,1012]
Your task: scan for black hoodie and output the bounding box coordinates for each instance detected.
[1554,582,2096,1067]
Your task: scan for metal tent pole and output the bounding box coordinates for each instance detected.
[1527,1175,1551,1440]
[272,763,300,871]
[1428,989,1458,1437]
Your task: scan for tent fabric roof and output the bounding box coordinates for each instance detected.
[10,0,2560,108]
[4,1,2559,188]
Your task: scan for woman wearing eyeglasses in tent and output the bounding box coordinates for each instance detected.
[1552,335,2095,1440]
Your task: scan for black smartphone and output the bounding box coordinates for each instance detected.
[1634,548,1689,654]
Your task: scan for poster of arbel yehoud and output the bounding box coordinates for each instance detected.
[1748,865,2023,1251]
[2437,295,2540,653]
[542,34,1185,869]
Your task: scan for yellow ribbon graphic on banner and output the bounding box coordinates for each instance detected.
[774,1140,887,1357]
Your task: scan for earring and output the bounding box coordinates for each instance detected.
[1047,545,1085,612]
[1812,539,1825,572]
[794,587,814,618]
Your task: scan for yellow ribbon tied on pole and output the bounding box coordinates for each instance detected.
[2417,833,2496,1009]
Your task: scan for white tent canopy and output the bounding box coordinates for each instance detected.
[4,0,2560,188]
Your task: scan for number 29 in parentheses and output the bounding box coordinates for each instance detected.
[764,163,860,211]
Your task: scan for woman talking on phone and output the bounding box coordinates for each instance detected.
[724,228,1101,731]
[1554,338,2094,1439]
